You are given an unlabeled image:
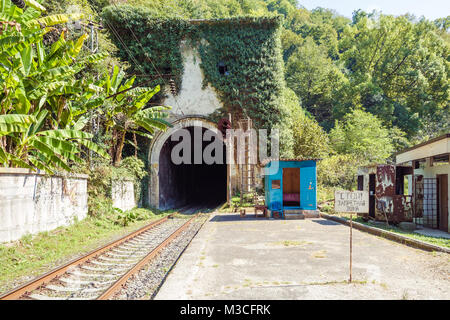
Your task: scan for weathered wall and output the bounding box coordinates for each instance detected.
[111,180,135,212]
[0,168,88,243]
[357,165,413,222]
[163,42,223,116]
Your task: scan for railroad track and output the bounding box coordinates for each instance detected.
[0,214,198,300]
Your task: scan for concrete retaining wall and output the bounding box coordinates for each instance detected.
[112,180,135,212]
[0,168,88,243]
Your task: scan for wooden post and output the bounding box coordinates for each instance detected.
[349,212,353,283]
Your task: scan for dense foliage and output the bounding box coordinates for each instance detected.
[100,0,448,193]
[329,109,395,163]
[102,7,286,130]
[79,156,147,216]
[2,0,449,196]
[0,0,170,174]
[0,0,108,172]
[101,0,448,140]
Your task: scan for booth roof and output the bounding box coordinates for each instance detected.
[260,158,321,167]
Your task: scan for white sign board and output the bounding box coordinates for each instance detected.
[334,191,369,213]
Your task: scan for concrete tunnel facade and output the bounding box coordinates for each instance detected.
[147,42,243,210]
[148,117,237,210]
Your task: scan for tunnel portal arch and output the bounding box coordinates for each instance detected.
[148,116,229,210]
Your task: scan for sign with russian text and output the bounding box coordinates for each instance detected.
[334,190,369,213]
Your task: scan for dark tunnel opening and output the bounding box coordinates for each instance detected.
[158,126,227,211]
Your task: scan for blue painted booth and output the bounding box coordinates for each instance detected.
[263,159,318,218]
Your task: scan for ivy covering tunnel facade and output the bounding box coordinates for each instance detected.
[102,5,287,130]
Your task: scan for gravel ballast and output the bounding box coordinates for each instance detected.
[112,215,209,300]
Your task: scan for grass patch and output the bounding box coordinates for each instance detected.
[218,194,260,213]
[269,240,311,247]
[311,250,327,258]
[305,280,367,286]
[0,208,171,293]
[333,213,450,249]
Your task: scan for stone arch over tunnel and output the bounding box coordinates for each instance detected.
[148,117,228,210]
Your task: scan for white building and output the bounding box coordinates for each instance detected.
[396,133,449,232]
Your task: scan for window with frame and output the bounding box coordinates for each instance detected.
[272,180,281,189]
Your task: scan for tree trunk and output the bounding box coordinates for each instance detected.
[133,132,138,157]
[114,130,126,166]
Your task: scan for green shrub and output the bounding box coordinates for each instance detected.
[75,156,147,217]
[115,208,154,227]
[317,154,360,190]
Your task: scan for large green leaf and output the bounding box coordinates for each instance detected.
[26,13,83,29]
[20,43,33,76]
[137,106,171,123]
[29,138,72,171]
[0,114,34,135]
[111,65,125,91]
[83,97,105,111]
[24,0,46,12]
[0,123,29,135]
[79,139,110,158]
[19,5,41,22]
[34,135,80,154]
[38,64,84,81]
[36,39,44,66]
[27,109,47,137]
[38,129,93,140]
[78,52,108,64]
[131,85,161,111]
[72,33,88,57]
[0,114,35,124]
[0,146,10,163]
[8,153,34,170]
[45,30,67,63]
[0,31,43,58]
[14,84,31,114]
[29,155,54,174]
[115,76,135,102]
[0,36,24,53]
[134,117,170,133]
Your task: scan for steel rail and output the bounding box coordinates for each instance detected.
[97,214,198,300]
[0,214,174,300]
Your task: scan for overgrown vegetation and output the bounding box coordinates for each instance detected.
[100,0,449,196]
[1,0,449,207]
[102,8,286,131]
[76,156,147,216]
[0,0,170,176]
[0,207,168,292]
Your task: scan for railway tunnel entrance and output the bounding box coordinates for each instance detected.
[149,118,228,211]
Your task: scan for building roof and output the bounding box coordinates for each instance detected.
[396,133,450,164]
[260,158,321,167]
[396,133,450,156]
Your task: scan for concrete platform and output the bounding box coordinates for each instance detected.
[155,213,450,300]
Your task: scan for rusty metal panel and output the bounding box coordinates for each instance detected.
[392,195,413,222]
[376,165,395,197]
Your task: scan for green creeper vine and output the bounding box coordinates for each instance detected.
[102,5,286,129]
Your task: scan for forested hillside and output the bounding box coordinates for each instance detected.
[93,0,448,189]
[3,0,449,196]
[86,0,449,139]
